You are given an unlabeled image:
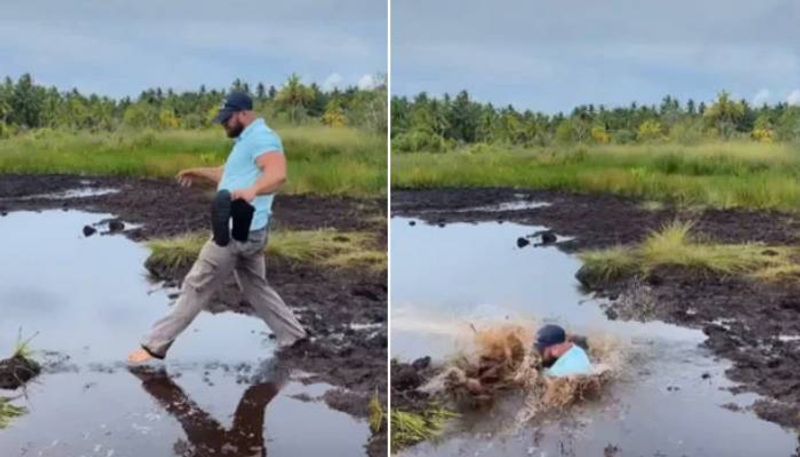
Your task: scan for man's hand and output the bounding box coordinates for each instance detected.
[177,168,202,187]
[231,187,258,203]
[176,166,223,187]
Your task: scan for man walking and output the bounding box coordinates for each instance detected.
[128,92,307,364]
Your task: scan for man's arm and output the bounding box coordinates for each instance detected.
[231,152,286,202]
[177,166,224,187]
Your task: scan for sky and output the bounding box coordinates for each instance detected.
[0,0,386,98]
[392,0,800,113]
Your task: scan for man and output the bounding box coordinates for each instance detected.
[534,324,592,377]
[128,92,307,364]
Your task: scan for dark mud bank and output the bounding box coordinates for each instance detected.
[394,188,800,431]
[0,355,41,390]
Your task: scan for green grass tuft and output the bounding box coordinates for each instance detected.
[12,329,37,360]
[368,393,385,434]
[390,407,458,452]
[579,220,798,282]
[0,398,26,429]
[146,229,386,273]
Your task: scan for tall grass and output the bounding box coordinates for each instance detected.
[390,408,458,452]
[0,398,26,429]
[579,221,800,282]
[368,393,385,434]
[0,126,386,197]
[392,142,800,211]
[146,228,386,273]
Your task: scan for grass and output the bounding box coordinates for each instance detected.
[578,221,800,282]
[13,341,33,360]
[0,398,26,429]
[368,393,385,434]
[12,329,37,360]
[146,228,386,273]
[392,142,800,211]
[0,126,386,197]
[390,407,458,452]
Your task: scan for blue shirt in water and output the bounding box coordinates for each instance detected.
[547,345,593,377]
[218,118,283,231]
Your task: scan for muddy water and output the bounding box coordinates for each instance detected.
[391,216,798,456]
[0,210,368,456]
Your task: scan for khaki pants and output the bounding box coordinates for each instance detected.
[142,228,306,357]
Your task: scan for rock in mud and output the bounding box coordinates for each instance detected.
[323,388,371,417]
[392,362,425,392]
[411,356,431,371]
[82,225,97,237]
[516,237,530,248]
[108,220,125,232]
[0,355,42,389]
[540,231,557,244]
[527,229,557,245]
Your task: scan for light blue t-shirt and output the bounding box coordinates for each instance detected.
[547,345,593,378]
[218,118,283,231]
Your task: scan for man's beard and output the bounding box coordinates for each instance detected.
[225,122,244,138]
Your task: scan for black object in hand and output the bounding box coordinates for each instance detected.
[231,199,255,242]
[212,190,232,247]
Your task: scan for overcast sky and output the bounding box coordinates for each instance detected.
[0,0,386,97]
[392,0,800,113]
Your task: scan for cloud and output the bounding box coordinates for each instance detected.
[357,74,377,90]
[322,73,344,91]
[393,0,800,112]
[789,90,800,106]
[0,0,386,97]
[753,89,771,106]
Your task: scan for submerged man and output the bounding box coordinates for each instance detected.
[535,324,592,377]
[128,92,307,364]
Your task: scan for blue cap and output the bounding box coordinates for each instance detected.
[534,324,566,353]
[213,91,253,124]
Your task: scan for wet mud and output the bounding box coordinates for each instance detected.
[0,355,41,390]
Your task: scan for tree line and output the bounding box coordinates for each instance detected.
[392,90,800,152]
[0,73,387,137]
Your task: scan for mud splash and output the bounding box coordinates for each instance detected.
[417,323,619,420]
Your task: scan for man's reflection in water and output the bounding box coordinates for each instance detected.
[128,359,287,457]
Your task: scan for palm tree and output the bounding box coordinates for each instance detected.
[275,74,315,124]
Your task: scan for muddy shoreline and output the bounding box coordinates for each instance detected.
[393,188,800,433]
[0,174,387,456]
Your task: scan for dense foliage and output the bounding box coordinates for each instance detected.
[0,73,387,136]
[392,90,800,152]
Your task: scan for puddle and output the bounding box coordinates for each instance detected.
[0,210,369,456]
[0,187,119,201]
[391,217,798,456]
